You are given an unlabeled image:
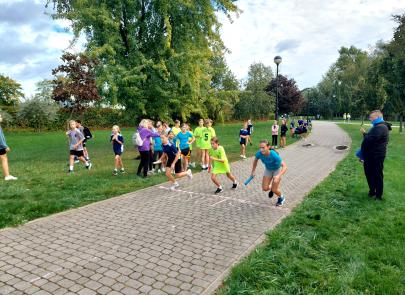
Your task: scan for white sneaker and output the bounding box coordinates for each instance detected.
[242,155,247,159]
[191,162,196,168]
[153,160,162,165]
[86,162,92,170]
[186,169,193,180]
[4,175,17,181]
[170,182,180,190]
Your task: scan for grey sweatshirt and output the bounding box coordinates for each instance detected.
[67,128,84,151]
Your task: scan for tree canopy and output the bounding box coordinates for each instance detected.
[0,74,24,106]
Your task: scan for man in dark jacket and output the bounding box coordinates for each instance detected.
[360,110,391,200]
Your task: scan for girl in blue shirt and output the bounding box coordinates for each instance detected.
[250,139,287,206]
[175,124,195,172]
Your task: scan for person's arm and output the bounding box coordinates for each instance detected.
[188,133,195,144]
[115,135,124,145]
[171,150,182,169]
[251,158,259,177]
[73,131,85,149]
[362,126,383,149]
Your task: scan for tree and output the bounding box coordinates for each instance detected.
[265,75,304,115]
[0,74,24,106]
[52,52,101,112]
[48,0,239,122]
[234,62,274,120]
[34,79,55,102]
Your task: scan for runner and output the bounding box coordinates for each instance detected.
[208,137,238,194]
[193,119,205,168]
[0,114,17,180]
[247,119,254,146]
[175,123,195,171]
[152,122,164,173]
[239,122,249,159]
[76,120,92,161]
[200,119,216,170]
[250,140,287,206]
[110,125,125,175]
[290,119,295,137]
[161,133,193,190]
[172,120,181,136]
[66,120,92,173]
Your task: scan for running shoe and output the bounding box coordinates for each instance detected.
[86,163,92,170]
[170,182,180,190]
[4,175,17,181]
[120,169,126,174]
[112,170,118,176]
[276,195,285,206]
[186,169,193,180]
[268,191,274,198]
[153,159,162,165]
[215,187,223,194]
[231,183,238,189]
[67,170,73,174]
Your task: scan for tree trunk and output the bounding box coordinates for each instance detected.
[400,114,403,133]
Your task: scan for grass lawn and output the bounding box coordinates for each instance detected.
[218,124,405,295]
[0,121,299,229]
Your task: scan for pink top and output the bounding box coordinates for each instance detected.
[272,125,279,135]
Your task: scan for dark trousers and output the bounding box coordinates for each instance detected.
[137,151,150,176]
[148,150,153,171]
[272,135,278,146]
[364,157,385,198]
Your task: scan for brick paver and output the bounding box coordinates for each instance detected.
[0,122,350,294]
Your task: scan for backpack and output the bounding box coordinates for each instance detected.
[83,126,93,140]
[132,131,143,147]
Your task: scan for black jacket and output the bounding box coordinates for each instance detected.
[361,122,391,159]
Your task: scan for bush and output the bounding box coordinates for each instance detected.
[0,109,14,127]
[17,98,58,131]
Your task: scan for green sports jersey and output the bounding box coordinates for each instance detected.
[194,126,204,148]
[200,127,216,149]
[209,146,230,174]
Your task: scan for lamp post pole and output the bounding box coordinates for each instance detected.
[274,56,282,120]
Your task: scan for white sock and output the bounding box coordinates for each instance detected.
[218,185,222,189]
[85,162,89,167]
[69,165,73,171]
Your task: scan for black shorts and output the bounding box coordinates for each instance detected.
[281,133,287,137]
[0,148,7,155]
[70,150,84,157]
[114,151,123,156]
[240,139,246,145]
[167,158,182,173]
[181,148,191,157]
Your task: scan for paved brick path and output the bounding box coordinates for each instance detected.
[0,122,350,295]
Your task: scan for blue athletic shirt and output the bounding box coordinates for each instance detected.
[154,136,163,152]
[255,150,282,171]
[110,134,124,153]
[239,129,249,142]
[175,131,193,150]
[162,142,178,161]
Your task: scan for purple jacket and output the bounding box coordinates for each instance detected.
[137,126,160,152]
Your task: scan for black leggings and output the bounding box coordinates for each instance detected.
[272,135,278,146]
[137,151,150,176]
[153,151,163,169]
[364,157,385,198]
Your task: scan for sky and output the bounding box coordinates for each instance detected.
[1,0,405,97]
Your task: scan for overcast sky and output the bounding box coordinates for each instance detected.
[1,0,405,97]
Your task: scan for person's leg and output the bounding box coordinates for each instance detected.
[157,151,163,170]
[69,154,75,171]
[262,176,272,191]
[275,135,278,147]
[271,177,282,197]
[201,149,206,167]
[148,150,153,171]
[165,167,176,183]
[115,155,120,170]
[211,173,221,187]
[0,154,10,177]
[137,151,147,175]
[375,158,385,199]
[145,151,151,176]
[83,146,89,159]
[225,172,236,183]
[204,150,209,168]
[153,151,159,169]
[363,160,376,196]
[241,144,246,157]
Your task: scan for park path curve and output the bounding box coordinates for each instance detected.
[0,121,350,295]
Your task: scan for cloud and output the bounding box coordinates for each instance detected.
[219,0,405,89]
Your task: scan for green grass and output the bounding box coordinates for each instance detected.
[0,121,299,229]
[218,124,405,295]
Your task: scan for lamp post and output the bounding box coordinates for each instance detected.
[274,56,282,120]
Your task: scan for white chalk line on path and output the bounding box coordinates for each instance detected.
[158,185,291,212]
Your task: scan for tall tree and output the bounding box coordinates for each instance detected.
[234,62,274,120]
[0,74,24,106]
[48,0,239,122]
[52,52,101,112]
[265,75,304,115]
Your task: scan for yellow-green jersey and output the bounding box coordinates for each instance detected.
[194,126,204,148]
[200,127,216,149]
[209,146,230,174]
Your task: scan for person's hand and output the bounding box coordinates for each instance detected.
[273,175,281,183]
[65,131,69,135]
[209,156,214,161]
[171,164,175,170]
[73,144,79,150]
[360,127,366,134]
[5,147,10,152]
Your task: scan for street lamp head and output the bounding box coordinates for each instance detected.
[274,56,282,65]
